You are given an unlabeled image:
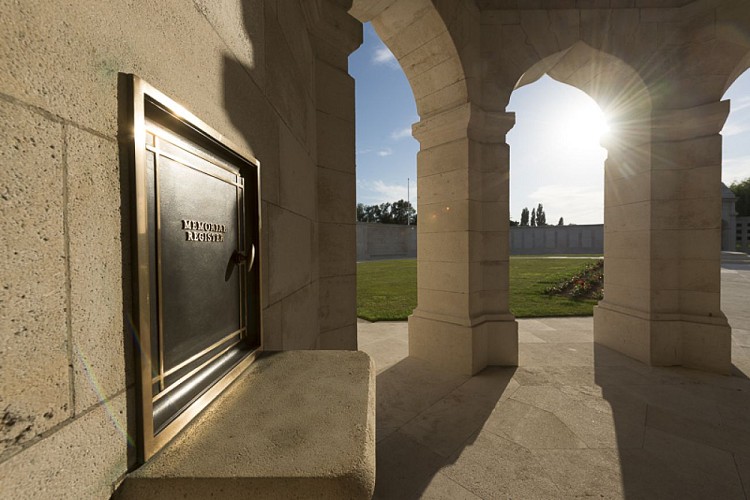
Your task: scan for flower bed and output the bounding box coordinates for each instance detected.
[544,260,604,300]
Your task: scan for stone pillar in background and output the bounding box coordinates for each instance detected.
[409,104,518,375]
[304,0,362,349]
[594,101,732,374]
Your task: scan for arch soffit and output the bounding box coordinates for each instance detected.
[349,0,473,119]
[514,42,652,121]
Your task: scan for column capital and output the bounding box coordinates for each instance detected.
[651,100,730,142]
[412,103,515,149]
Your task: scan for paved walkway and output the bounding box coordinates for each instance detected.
[358,265,750,499]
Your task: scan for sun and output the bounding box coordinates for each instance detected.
[558,100,610,148]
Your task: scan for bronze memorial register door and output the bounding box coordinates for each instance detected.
[121,75,262,462]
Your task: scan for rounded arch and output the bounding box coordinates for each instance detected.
[349,0,472,119]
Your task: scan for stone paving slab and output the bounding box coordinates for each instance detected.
[359,265,750,499]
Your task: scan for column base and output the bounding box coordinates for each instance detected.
[408,312,518,375]
[594,302,731,374]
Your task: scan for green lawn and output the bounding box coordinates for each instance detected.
[357,257,601,321]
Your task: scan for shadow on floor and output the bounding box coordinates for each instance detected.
[594,344,750,499]
[373,357,516,499]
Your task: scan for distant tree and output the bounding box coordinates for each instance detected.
[731,177,750,216]
[536,203,546,226]
[510,219,520,227]
[356,200,416,224]
[558,216,564,226]
[530,208,536,227]
[390,199,416,225]
[520,207,530,226]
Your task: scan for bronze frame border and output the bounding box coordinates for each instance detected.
[121,74,263,463]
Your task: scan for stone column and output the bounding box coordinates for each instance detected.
[304,0,362,349]
[408,103,518,375]
[594,101,732,373]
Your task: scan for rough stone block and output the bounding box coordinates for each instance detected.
[116,351,375,500]
[0,393,128,499]
[0,100,69,454]
[67,128,126,414]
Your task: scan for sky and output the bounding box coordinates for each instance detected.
[349,23,750,224]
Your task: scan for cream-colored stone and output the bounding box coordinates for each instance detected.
[317,324,357,350]
[485,319,519,365]
[67,128,126,413]
[117,351,375,500]
[417,139,471,177]
[600,257,651,291]
[520,10,560,60]
[681,320,732,373]
[678,259,722,294]
[409,314,487,375]
[0,393,128,499]
[604,230,652,259]
[418,169,474,204]
[192,0,266,88]
[399,30,455,79]
[262,300,282,351]
[264,9,312,145]
[416,79,471,118]
[319,275,357,333]
[417,288,471,319]
[315,61,355,123]
[316,111,356,174]
[267,206,312,304]
[410,56,466,102]
[594,304,654,365]
[278,125,316,219]
[383,12,446,61]
[319,222,356,277]
[604,201,652,231]
[318,168,355,225]
[371,0,441,44]
[281,282,319,350]
[417,231,471,263]
[419,260,470,293]
[600,281,652,312]
[0,101,69,453]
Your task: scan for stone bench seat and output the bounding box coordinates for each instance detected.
[116,351,375,499]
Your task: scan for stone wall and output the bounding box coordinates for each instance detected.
[738,217,750,253]
[1,1,359,497]
[356,222,417,260]
[356,223,603,259]
[510,225,604,255]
